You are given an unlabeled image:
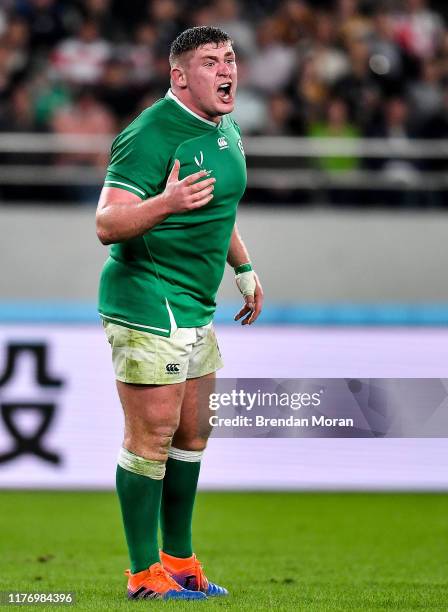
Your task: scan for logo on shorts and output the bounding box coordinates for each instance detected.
[166,363,180,374]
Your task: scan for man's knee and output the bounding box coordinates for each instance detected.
[171,432,208,452]
[118,381,183,461]
[124,422,180,462]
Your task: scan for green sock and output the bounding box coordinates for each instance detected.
[116,448,165,574]
[160,447,203,558]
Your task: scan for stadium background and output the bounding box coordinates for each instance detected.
[1,0,448,609]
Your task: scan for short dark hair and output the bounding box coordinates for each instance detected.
[169,26,232,65]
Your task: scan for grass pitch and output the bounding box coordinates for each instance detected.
[1,491,447,611]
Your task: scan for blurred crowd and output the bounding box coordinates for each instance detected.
[0,0,448,139]
[1,0,448,205]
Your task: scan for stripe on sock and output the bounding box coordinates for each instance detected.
[168,446,204,462]
[118,447,166,479]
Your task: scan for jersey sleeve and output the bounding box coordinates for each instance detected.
[104,122,168,200]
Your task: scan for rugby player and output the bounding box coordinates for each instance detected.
[96,26,263,601]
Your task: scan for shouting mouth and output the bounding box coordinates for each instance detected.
[216,82,233,103]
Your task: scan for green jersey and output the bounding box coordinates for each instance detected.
[98,90,247,337]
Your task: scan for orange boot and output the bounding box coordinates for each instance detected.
[125,561,207,600]
[160,551,228,597]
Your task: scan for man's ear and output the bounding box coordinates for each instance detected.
[171,65,187,89]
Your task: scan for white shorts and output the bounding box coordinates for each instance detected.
[103,321,223,385]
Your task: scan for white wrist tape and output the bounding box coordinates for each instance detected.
[235,270,256,297]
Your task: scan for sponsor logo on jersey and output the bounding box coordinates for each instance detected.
[194,151,204,167]
[217,136,229,150]
[237,138,245,157]
[166,363,180,374]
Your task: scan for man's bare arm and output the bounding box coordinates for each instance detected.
[226,223,251,268]
[227,224,264,325]
[96,160,215,245]
[96,187,169,245]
